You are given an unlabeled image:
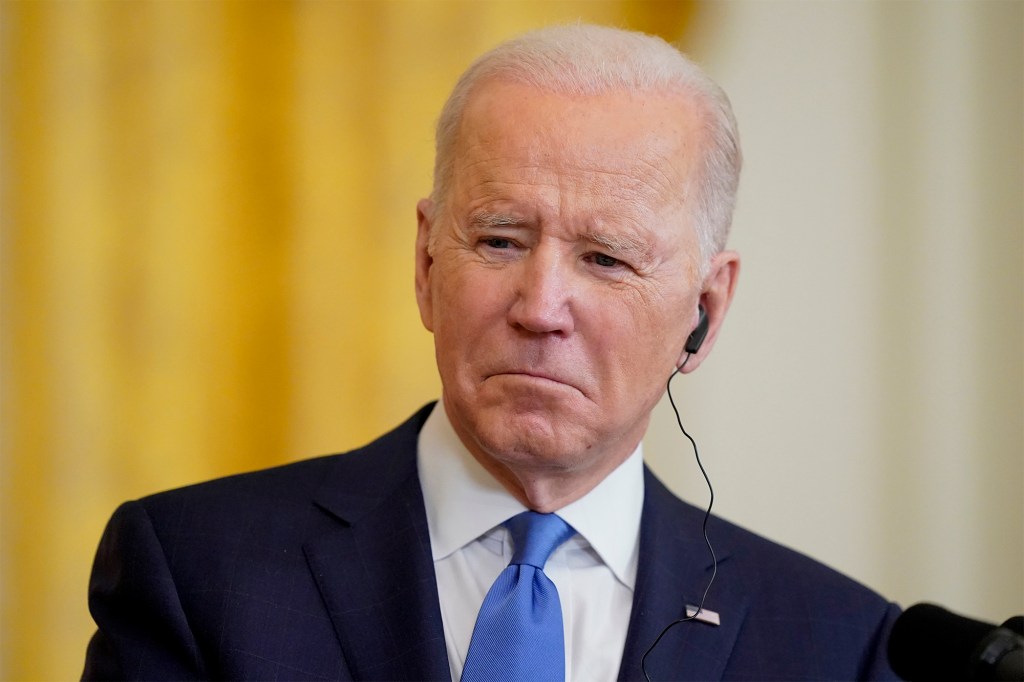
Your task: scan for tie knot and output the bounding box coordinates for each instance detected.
[505,511,574,569]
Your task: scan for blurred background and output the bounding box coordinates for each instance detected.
[1,1,1020,678]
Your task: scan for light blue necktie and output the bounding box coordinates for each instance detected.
[461,511,576,682]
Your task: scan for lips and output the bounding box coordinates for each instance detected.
[487,369,584,395]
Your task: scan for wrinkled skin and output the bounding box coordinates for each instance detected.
[415,81,739,511]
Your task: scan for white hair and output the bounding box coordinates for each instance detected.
[430,23,742,270]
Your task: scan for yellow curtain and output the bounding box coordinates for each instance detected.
[0,1,695,678]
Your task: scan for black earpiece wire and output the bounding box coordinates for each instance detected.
[640,353,718,682]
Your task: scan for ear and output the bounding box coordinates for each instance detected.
[415,198,436,332]
[677,250,740,373]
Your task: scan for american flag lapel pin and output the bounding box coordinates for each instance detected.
[686,605,721,626]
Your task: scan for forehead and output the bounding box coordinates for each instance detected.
[448,81,705,226]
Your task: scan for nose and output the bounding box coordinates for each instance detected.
[507,248,575,335]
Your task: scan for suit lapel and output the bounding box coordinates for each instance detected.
[303,405,450,681]
[296,407,748,680]
[618,468,747,681]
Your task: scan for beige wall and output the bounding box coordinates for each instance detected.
[645,0,1023,623]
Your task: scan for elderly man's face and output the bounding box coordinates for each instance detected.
[416,81,720,500]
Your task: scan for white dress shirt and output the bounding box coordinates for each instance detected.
[417,403,644,682]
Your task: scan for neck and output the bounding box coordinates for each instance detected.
[466,439,639,513]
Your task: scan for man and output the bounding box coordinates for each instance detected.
[84,24,899,680]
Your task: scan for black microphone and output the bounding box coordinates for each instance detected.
[888,603,1024,681]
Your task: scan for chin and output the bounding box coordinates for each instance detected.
[471,404,597,469]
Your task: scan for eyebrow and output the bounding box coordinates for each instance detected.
[467,212,528,229]
[583,230,650,256]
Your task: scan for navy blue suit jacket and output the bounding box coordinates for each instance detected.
[84,404,900,680]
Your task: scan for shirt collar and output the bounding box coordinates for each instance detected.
[417,402,644,590]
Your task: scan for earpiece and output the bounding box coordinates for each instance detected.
[684,305,709,354]
[645,306,719,680]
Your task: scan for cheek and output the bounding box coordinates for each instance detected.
[606,305,686,376]
[432,265,506,346]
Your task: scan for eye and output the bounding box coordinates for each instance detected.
[482,237,513,249]
[592,253,621,268]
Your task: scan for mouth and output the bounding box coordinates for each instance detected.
[488,370,584,395]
